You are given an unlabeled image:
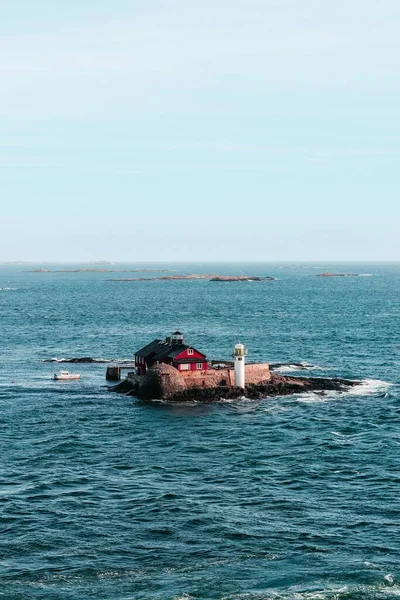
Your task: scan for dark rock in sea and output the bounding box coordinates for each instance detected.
[210,276,277,282]
[43,357,111,363]
[317,273,360,277]
[109,379,140,395]
[270,362,311,370]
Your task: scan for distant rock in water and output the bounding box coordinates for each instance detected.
[43,357,111,363]
[209,276,277,282]
[27,268,172,273]
[317,273,362,277]
[110,379,140,395]
[108,274,277,282]
[29,268,52,272]
[270,362,319,372]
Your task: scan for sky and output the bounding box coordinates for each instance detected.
[0,0,399,261]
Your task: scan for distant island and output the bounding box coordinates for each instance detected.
[26,268,172,273]
[210,276,276,282]
[317,272,364,277]
[108,274,277,282]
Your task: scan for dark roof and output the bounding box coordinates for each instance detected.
[135,339,206,361]
[135,339,163,358]
[154,343,189,360]
[135,340,190,360]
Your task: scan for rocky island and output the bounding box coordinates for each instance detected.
[109,365,358,402]
[105,332,360,402]
[108,274,277,282]
[209,276,276,282]
[28,268,172,273]
[317,272,363,277]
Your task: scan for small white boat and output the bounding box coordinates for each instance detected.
[53,370,81,381]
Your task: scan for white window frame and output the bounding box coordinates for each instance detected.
[196,363,203,370]
[187,348,194,355]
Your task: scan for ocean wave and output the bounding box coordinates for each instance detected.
[0,287,17,291]
[222,581,400,599]
[271,362,323,373]
[296,378,391,403]
[346,378,392,396]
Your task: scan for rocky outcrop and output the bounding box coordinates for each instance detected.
[209,276,277,282]
[317,273,361,277]
[28,268,171,273]
[108,274,277,282]
[137,363,187,400]
[108,369,358,402]
[43,357,111,363]
[163,375,358,401]
[109,379,140,395]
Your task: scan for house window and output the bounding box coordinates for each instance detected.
[180,364,190,371]
[187,348,194,355]
[196,363,203,370]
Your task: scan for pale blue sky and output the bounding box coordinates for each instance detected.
[1,0,399,261]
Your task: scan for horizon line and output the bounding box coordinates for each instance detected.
[1,260,399,265]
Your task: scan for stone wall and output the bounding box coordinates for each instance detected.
[132,362,271,399]
[180,368,233,389]
[243,363,271,384]
[180,363,271,389]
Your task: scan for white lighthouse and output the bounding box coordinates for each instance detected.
[234,343,248,388]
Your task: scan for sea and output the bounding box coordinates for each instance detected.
[0,262,399,600]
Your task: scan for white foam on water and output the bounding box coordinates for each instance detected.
[295,378,391,404]
[296,392,329,404]
[273,363,323,373]
[346,378,392,397]
[223,583,400,599]
[208,395,253,405]
[0,287,17,291]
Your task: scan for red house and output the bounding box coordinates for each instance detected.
[134,331,208,375]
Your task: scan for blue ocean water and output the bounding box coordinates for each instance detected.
[0,262,399,600]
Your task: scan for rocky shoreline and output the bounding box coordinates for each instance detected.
[109,374,359,402]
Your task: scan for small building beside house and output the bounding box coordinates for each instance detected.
[134,331,208,376]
